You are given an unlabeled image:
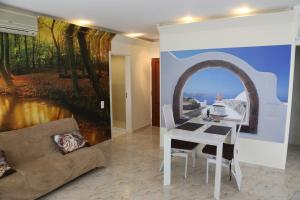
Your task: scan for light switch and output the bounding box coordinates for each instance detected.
[100,101,104,109]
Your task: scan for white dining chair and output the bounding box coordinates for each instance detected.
[202,109,246,191]
[160,104,198,178]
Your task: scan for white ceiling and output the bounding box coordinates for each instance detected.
[0,0,300,41]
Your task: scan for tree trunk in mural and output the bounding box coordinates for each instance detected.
[37,34,42,69]
[77,27,102,99]
[24,35,29,70]
[3,33,11,76]
[17,35,21,62]
[50,20,64,73]
[0,33,13,86]
[14,35,19,60]
[65,24,80,97]
[0,33,4,66]
[32,37,36,69]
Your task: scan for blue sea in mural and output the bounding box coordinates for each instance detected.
[183,67,245,104]
[183,93,239,105]
[171,45,291,102]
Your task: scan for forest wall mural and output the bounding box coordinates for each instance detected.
[0,16,115,145]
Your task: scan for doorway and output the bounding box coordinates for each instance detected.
[152,58,160,127]
[109,54,132,135]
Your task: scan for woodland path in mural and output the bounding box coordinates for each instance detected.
[0,72,107,97]
[0,16,115,144]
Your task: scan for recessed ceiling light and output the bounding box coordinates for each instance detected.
[233,6,253,15]
[178,15,202,24]
[124,33,144,38]
[74,19,92,26]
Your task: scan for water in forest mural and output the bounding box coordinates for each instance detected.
[0,16,115,145]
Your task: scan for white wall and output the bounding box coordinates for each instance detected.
[111,35,159,131]
[160,11,295,51]
[158,10,297,169]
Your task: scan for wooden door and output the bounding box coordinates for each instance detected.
[152,58,160,127]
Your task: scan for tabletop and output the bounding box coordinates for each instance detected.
[165,116,235,146]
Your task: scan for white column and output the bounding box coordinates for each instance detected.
[164,134,171,185]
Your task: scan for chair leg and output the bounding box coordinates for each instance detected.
[229,161,232,181]
[206,159,209,184]
[184,155,188,178]
[237,180,241,191]
[159,161,164,172]
[192,150,196,168]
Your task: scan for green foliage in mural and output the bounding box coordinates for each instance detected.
[0,16,115,144]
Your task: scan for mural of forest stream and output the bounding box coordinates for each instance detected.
[0,95,110,145]
[0,96,72,131]
[0,16,114,144]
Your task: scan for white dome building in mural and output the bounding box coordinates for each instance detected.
[235,91,248,101]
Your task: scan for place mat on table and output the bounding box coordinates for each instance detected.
[204,125,232,136]
[176,122,204,131]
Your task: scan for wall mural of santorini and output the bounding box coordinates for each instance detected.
[161,45,291,143]
[0,16,115,145]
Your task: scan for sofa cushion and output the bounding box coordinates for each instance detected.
[0,118,80,166]
[0,150,15,179]
[0,118,107,200]
[0,153,72,200]
[0,145,106,200]
[53,131,89,154]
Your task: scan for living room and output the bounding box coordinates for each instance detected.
[0,1,300,200]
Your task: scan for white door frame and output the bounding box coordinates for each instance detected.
[109,52,133,133]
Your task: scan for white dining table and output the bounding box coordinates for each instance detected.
[163,116,238,200]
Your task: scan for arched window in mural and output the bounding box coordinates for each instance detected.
[172,60,259,133]
[182,67,250,124]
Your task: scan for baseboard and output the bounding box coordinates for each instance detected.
[133,124,151,132]
[112,127,127,132]
[112,127,127,139]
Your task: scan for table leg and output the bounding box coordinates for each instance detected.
[231,124,237,144]
[214,142,223,200]
[164,135,171,185]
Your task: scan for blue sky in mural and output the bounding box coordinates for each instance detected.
[183,68,245,104]
[172,45,291,102]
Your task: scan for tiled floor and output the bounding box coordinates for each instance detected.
[41,127,300,200]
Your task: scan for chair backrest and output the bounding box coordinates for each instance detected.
[233,108,247,158]
[162,104,176,131]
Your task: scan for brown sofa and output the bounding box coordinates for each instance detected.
[0,118,106,200]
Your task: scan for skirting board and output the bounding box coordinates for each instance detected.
[160,127,286,169]
[134,124,151,133]
[112,127,127,139]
